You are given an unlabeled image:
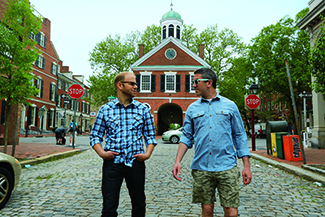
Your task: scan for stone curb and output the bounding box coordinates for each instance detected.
[19,148,89,167]
[251,153,325,186]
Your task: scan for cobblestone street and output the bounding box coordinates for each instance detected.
[1,142,324,216]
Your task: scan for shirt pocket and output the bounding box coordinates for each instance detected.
[191,111,205,128]
[107,116,120,135]
[215,111,230,124]
[131,115,144,131]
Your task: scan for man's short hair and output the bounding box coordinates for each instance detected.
[194,68,217,89]
[114,72,134,90]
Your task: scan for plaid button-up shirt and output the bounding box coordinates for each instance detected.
[90,98,157,167]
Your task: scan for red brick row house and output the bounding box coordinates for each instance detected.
[0,2,91,141]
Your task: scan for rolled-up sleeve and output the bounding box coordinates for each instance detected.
[90,106,106,147]
[142,108,157,146]
[231,104,251,158]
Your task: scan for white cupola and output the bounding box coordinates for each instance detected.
[160,2,183,40]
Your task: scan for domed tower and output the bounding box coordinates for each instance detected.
[160,2,183,40]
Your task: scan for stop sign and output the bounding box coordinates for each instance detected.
[68,84,84,99]
[245,94,260,109]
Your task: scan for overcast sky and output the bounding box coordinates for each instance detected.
[30,0,309,85]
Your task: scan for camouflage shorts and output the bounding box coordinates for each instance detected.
[191,166,240,207]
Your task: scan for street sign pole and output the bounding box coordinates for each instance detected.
[72,99,76,149]
[251,109,256,151]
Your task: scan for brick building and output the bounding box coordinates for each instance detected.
[0,1,91,141]
[131,7,210,134]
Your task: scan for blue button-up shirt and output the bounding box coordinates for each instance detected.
[90,98,157,167]
[180,94,250,172]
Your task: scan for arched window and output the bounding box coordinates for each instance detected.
[162,26,166,39]
[168,24,174,37]
[176,25,181,39]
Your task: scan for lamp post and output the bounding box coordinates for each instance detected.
[248,82,259,151]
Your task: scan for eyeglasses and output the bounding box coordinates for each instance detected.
[192,79,210,85]
[121,81,138,86]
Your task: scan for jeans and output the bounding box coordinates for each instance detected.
[101,159,146,217]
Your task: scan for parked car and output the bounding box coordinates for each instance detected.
[162,127,183,144]
[0,153,21,209]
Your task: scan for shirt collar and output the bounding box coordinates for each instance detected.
[200,93,221,102]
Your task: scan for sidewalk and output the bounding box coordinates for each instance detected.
[1,135,324,185]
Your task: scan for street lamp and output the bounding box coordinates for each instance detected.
[248,82,259,151]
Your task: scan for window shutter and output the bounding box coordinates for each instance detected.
[49,83,52,101]
[36,56,39,67]
[185,75,190,92]
[42,57,45,69]
[176,74,181,92]
[1,100,6,124]
[55,86,58,105]
[35,108,38,127]
[151,74,156,92]
[56,64,59,76]
[40,80,44,98]
[44,36,47,48]
[36,33,40,44]
[51,63,53,74]
[160,74,165,92]
[136,74,140,92]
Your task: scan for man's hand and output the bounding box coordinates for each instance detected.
[133,153,150,162]
[242,167,252,185]
[100,151,119,160]
[172,162,182,181]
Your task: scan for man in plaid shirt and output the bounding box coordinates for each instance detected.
[90,72,157,217]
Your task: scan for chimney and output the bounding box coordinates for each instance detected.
[62,66,70,72]
[139,44,145,58]
[199,44,204,60]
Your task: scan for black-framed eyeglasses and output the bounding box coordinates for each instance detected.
[121,81,138,86]
[192,79,210,85]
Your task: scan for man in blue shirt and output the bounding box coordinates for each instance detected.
[90,72,157,217]
[172,68,252,217]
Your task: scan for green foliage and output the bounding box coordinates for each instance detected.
[0,0,41,105]
[140,24,161,53]
[309,16,325,101]
[0,0,41,153]
[248,9,310,123]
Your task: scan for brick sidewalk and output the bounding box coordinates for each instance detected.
[252,148,325,167]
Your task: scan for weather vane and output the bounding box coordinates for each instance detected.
[170,0,173,10]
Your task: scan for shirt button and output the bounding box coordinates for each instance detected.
[210,127,212,129]
[210,139,212,142]
[210,115,211,117]
[209,152,212,155]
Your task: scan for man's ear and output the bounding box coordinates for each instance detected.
[117,81,123,90]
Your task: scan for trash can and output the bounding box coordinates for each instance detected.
[275,132,288,159]
[271,133,277,158]
[266,121,288,155]
[282,135,303,161]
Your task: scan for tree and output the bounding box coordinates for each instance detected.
[309,16,325,101]
[248,8,310,125]
[195,24,247,86]
[139,24,161,53]
[0,0,41,154]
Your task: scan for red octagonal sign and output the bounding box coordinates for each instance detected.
[246,94,260,109]
[68,84,84,99]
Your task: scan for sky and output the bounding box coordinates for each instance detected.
[30,0,309,86]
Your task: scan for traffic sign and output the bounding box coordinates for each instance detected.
[246,94,260,109]
[298,93,312,98]
[68,84,84,99]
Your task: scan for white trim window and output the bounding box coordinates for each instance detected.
[51,62,58,75]
[190,73,195,93]
[165,72,176,93]
[50,83,56,101]
[30,105,36,126]
[140,71,152,93]
[35,76,42,98]
[49,109,55,127]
